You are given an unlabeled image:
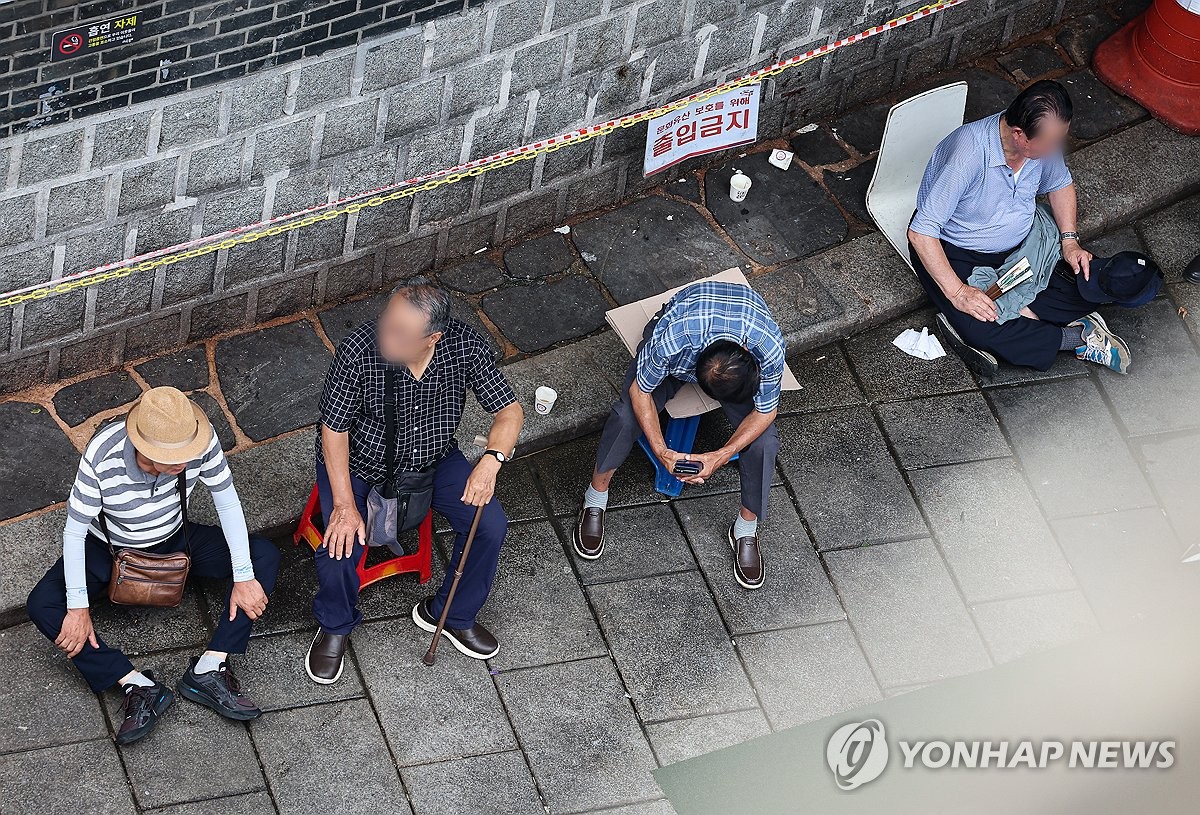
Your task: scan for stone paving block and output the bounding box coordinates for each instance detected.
[675,488,843,634]
[645,708,771,766]
[495,657,661,812]
[503,231,575,280]
[802,232,926,328]
[1093,299,1200,435]
[483,520,606,670]
[434,458,547,531]
[995,43,1065,82]
[401,750,544,815]
[144,791,276,815]
[1138,193,1200,282]
[736,620,882,730]
[0,738,136,815]
[1060,69,1146,142]
[823,157,875,226]
[88,584,212,657]
[909,68,1020,124]
[0,510,65,624]
[229,629,365,712]
[971,589,1099,665]
[0,623,109,753]
[587,570,756,721]
[828,102,889,155]
[252,698,412,815]
[133,347,210,392]
[1086,225,1146,258]
[1051,508,1200,628]
[824,538,992,688]
[569,502,695,584]
[103,648,265,809]
[788,125,849,166]
[213,320,330,442]
[437,257,505,294]
[352,618,516,766]
[571,196,743,305]
[1056,11,1120,67]
[748,263,846,349]
[776,344,864,414]
[481,275,609,353]
[52,370,143,427]
[705,153,848,265]
[877,391,1011,469]
[1138,431,1200,544]
[843,307,976,401]
[1169,282,1200,344]
[776,407,926,550]
[188,392,237,451]
[1071,120,1200,239]
[908,458,1076,603]
[318,291,387,347]
[0,400,81,520]
[987,376,1154,518]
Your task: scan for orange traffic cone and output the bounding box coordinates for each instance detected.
[1093,0,1200,135]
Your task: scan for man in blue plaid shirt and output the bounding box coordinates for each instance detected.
[574,280,785,589]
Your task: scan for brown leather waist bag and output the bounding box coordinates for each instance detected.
[99,472,191,608]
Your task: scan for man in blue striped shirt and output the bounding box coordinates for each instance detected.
[574,280,784,589]
[908,80,1132,377]
[25,387,280,744]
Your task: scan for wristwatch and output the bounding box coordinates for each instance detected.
[483,449,507,464]
[1059,231,1079,243]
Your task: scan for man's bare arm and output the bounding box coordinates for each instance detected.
[908,229,998,322]
[1047,183,1092,279]
[320,424,364,559]
[462,401,524,506]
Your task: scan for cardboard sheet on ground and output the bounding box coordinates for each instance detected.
[604,267,801,418]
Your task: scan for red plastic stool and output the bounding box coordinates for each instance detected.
[292,485,433,588]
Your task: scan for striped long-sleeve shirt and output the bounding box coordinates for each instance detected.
[63,419,253,609]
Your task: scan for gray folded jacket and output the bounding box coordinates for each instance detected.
[967,203,1063,323]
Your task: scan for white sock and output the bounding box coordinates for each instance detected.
[120,671,154,691]
[733,514,758,539]
[583,484,609,511]
[194,651,227,674]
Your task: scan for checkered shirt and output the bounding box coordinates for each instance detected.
[635,280,786,413]
[316,317,517,484]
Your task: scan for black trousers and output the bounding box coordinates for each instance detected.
[908,239,1095,371]
[26,524,281,692]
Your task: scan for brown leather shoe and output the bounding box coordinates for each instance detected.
[728,524,764,589]
[412,598,499,659]
[573,507,605,560]
[305,629,347,684]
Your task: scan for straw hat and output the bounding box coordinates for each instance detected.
[125,387,213,464]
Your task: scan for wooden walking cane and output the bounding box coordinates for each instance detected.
[422,437,513,666]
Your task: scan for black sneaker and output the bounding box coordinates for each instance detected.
[116,671,174,745]
[177,657,262,721]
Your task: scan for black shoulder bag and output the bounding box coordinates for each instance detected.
[365,367,436,552]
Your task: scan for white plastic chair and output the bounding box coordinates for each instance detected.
[865,82,968,274]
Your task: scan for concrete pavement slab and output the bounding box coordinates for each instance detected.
[971,589,1099,664]
[569,502,696,584]
[645,708,771,765]
[0,738,136,815]
[877,391,1011,469]
[401,750,544,815]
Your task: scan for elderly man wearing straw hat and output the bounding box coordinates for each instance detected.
[25,386,280,745]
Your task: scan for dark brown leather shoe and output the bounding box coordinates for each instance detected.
[412,598,499,659]
[573,507,605,560]
[728,524,764,589]
[305,629,347,684]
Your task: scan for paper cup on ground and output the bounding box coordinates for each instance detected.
[729,171,752,202]
[768,149,794,170]
[535,386,558,415]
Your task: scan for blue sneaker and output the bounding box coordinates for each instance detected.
[1072,312,1130,374]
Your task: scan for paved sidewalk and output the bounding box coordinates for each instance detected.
[2,5,1200,814]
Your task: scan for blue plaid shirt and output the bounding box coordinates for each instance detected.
[910,112,1073,253]
[635,281,786,413]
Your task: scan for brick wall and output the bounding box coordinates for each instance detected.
[0,0,1066,393]
[0,0,481,139]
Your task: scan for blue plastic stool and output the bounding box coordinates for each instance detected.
[637,414,738,498]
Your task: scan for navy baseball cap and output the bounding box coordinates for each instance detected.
[1076,250,1163,308]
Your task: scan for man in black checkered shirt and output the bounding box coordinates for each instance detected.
[305,277,524,683]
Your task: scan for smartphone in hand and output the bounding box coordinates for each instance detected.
[673,458,702,476]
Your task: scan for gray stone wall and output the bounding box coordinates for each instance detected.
[0,0,1065,393]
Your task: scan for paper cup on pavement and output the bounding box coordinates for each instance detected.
[535,386,558,415]
[729,171,752,202]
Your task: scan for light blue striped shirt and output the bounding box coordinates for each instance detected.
[910,112,1073,253]
[635,281,786,413]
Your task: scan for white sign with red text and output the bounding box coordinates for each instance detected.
[643,84,761,176]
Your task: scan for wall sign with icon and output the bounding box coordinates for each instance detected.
[51,14,140,62]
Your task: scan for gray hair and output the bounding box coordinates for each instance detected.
[388,275,451,336]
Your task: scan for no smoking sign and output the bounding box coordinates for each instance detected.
[51,14,141,62]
